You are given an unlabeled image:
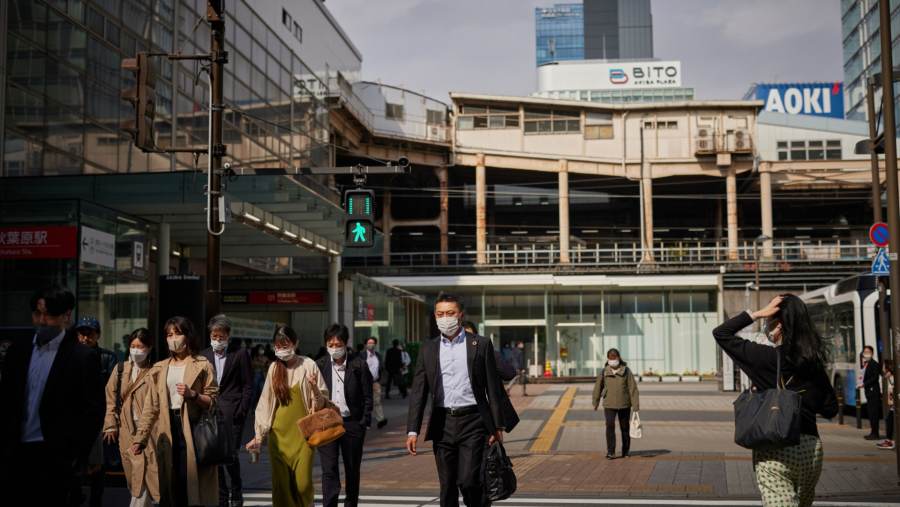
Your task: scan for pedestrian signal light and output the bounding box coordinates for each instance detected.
[346,220,374,248]
[121,52,156,152]
[343,188,375,248]
[344,188,374,219]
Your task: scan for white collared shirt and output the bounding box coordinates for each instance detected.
[214,350,227,385]
[438,328,476,409]
[366,350,380,381]
[22,330,66,442]
[331,360,351,418]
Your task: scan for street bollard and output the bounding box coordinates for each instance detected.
[836,384,844,425]
[856,387,863,429]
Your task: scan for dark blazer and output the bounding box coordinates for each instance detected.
[407,332,507,441]
[201,346,253,421]
[863,358,883,398]
[316,353,374,427]
[0,329,105,461]
[385,347,403,373]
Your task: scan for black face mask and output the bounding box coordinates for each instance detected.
[35,325,62,346]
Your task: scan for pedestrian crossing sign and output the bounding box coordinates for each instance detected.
[872,247,890,275]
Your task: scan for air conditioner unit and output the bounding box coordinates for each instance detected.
[732,129,751,152]
[698,128,711,138]
[696,139,712,152]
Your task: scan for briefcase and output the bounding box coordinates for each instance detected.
[482,441,516,502]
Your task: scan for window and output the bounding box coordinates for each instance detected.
[282,8,292,28]
[426,109,445,125]
[523,109,580,134]
[826,139,842,159]
[385,102,404,120]
[584,112,613,140]
[457,105,518,130]
[777,139,843,161]
[293,22,302,43]
[643,120,678,130]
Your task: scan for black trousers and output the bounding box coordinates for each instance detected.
[867,393,882,436]
[171,409,190,507]
[432,411,488,507]
[385,370,407,397]
[2,442,73,505]
[604,408,631,456]
[887,408,895,440]
[218,416,245,506]
[319,419,366,507]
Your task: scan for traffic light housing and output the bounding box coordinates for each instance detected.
[121,52,156,152]
[344,188,375,248]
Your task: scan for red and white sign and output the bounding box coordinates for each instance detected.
[870,222,890,247]
[247,291,325,305]
[0,226,78,259]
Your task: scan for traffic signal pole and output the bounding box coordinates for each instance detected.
[876,0,900,482]
[206,0,226,322]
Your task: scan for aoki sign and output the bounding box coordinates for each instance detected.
[754,82,844,119]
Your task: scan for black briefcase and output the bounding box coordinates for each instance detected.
[482,441,516,502]
[733,353,802,450]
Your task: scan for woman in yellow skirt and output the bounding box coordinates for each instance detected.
[246,325,327,507]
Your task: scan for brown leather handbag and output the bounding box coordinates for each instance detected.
[296,380,345,448]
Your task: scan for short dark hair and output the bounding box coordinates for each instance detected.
[463,321,477,332]
[392,339,400,347]
[164,316,200,356]
[128,328,153,349]
[366,336,378,345]
[435,292,464,312]
[324,323,349,344]
[42,286,75,316]
[863,345,875,354]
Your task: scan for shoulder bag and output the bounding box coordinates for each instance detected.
[733,352,802,450]
[192,369,234,466]
[296,376,345,448]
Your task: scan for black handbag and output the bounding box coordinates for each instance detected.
[733,352,802,450]
[482,441,516,502]
[192,405,234,466]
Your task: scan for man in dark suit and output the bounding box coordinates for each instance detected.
[384,339,408,399]
[202,314,253,507]
[406,293,508,507]
[0,287,104,505]
[861,345,883,440]
[317,323,374,507]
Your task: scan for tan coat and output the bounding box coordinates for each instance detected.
[103,360,159,500]
[136,355,218,507]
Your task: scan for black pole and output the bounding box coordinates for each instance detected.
[206,0,225,324]
[876,0,900,482]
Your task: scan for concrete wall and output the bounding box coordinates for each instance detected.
[354,82,449,142]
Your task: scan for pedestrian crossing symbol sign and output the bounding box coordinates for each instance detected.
[346,220,374,248]
[872,247,890,275]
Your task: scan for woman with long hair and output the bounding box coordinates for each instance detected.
[102,328,159,507]
[714,295,838,507]
[133,317,219,506]
[591,348,639,459]
[246,325,328,507]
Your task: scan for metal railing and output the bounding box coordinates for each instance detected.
[344,239,876,270]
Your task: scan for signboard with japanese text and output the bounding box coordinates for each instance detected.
[0,226,78,259]
[80,226,116,268]
[246,291,325,305]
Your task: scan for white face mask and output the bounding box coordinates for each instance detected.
[436,316,460,337]
[608,359,620,368]
[275,348,295,362]
[864,353,873,361]
[130,348,149,364]
[328,346,346,360]
[366,343,376,350]
[167,335,185,352]
[211,339,228,352]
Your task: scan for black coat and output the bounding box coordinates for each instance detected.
[201,346,254,422]
[863,358,883,399]
[385,347,403,373]
[316,353,374,427]
[0,329,105,461]
[407,333,507,441]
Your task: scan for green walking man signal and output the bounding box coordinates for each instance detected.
[344,188,375,248]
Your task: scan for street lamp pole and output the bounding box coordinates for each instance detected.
[876,0,900,482]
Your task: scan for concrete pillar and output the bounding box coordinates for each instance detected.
[641,171,655,263]
[558,159,570,264]
[726,166,739,260]
[341,279,355,345]
[382,191,392,266]
[159,222,171,275]
[437,166,449,265]
[328,255,340,324]
[475,154,487,265]
[759,166,774,259]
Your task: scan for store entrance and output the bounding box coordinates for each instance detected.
[483,324,546,377]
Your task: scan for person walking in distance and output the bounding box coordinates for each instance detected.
[860,346,883,440]
[365,337,387,429]
[406,293,507,507]
[0,287,105,506]
[385,339,408,399]
[102,328,159,507]
[201,315,253,507]
[316,324,373,507]
[133,316,219,507]
[511,341,527,396]
[592,348,639,459]
[714,295,838,507]
[878,362,895,450]
[245,326,328,507]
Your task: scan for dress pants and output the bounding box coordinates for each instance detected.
[319,419,366,507]
[867,393,882,437]
[385,370,407,398]
[170,409,190,507]
[218,415,245,506]
[432,411,488,507]
[604,408,631,456]
[371,383,385,424]
[2,442,73,505]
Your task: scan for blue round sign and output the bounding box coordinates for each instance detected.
[870,222,890,247]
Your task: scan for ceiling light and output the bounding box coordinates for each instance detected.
[284,230,298,239]
[172,250,182,257]
[315,243,328,251]
[448,231,456,235]
[300,237,314,245]
[513,197,523,206]
[582,229,599,234]
[328,249,340,255]
[243,212,261,223]
[150,245,158,251]
[264,222,280,231]
[620,229,632,233]
[409,231,424,236]
[539,197,549,205]
[511,230,528,235]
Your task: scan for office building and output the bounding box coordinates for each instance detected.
[535,3,585,66]
[534,59,694,103]
[840,0,900,122]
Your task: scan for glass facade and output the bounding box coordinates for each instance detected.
[535,4,585,66]
[3,0,330,177]
[535,87,695,104]
[841,0,900,124]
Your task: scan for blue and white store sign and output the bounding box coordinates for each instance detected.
[753,82,844,119]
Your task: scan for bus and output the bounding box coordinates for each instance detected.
[800,274,887,408]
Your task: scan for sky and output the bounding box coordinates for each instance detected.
[324,0,844,102]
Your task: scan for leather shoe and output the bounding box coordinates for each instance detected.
[864,434,881,440]
[377,419,388,429]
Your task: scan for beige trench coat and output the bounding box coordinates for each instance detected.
[103,360,160,501]
[136,355,219,507]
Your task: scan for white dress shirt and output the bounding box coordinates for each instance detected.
[22,330,65,442]
[214,350,227,385]
[437,328,476,408]
[366,350,380,381]
[331,360,351,418]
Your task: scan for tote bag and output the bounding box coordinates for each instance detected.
[733,353,801,450]
[629,411,643,439]
[193,407,233,466]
